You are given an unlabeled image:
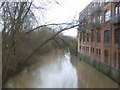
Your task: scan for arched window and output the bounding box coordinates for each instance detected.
[91,32,94,42]
[79,33,82,42]
[86,33,89,42]
[119,52,120,69]
[104,30,110,43]
[104,49,108,64]
[113,52,117,68]
[97,31,101,43]
[105,10,111,21]
[98,15,102,23]
[115,4,120,15]
[114,28,120,44]
[83,33,85,42]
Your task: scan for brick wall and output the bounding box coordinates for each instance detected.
[78,1,120,69]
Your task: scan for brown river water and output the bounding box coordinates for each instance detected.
[4,49,119,88]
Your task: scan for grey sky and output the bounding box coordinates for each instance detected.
[34,0,92,37]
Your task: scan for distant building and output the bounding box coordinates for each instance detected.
[77,0,120,69]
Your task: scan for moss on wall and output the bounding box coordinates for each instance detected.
[77,53,120,85]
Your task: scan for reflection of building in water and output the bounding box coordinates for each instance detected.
[77,0,120,69]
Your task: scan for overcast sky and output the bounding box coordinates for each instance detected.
[34,0,92,37]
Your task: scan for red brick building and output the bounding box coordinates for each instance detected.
[77,0,120,69]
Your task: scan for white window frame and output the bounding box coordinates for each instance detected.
[105,10,111,21]
[115,4,120,15]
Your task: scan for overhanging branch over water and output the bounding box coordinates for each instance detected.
[18,24,78,71]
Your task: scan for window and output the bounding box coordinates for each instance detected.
[115,4,120,15]
[96,48,100,60]
[80,45,81,49]
[99,49,101,55]
[83,37,85,42]
[86,47,89,52]
[97,31,101,43]
[104,30,110,43]
[99,49,101,60]
[105,0,109,2]
[87,33,89,42]
[80,34,82,42]
[113,52,117,67]
[114,28,120,44]
[98,0,100,5]
[93,17,96,23]
[118,52,120,69]
[99,0,102,6]
[83,33,85,42]
[93,3,95,7]
[91,47,95,53]
[83,46,85,50]
[93,48,94,53]
[98,15,102,23]
[104,50,108,64]
[88,8,90,15]
[91,32,94,42]
[105,10,111,21]
[96,49,98,54]
[91,47,92,52]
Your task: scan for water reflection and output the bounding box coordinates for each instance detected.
[72,56,118,88]
[4,49,118,88]
[5,50,78,88]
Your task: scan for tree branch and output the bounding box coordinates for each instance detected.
[18,24,78,71]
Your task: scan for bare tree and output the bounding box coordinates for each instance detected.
[1,1,78,86]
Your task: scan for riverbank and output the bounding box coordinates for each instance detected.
[71,55,118,88]
[75,53,120,85]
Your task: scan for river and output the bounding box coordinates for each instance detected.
[4,49,118,88]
